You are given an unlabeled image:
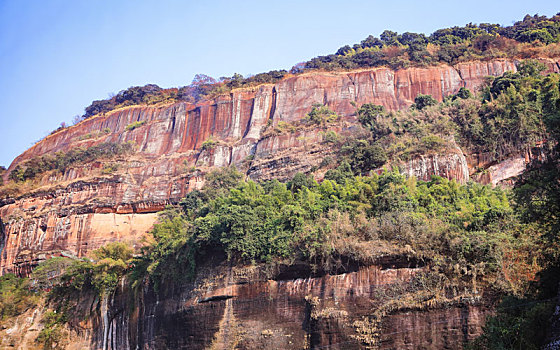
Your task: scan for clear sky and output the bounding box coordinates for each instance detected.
[0,0,558,167]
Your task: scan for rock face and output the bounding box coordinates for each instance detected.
[400,145,470,184]
[3,58,556,350]
[2,58,559,276]
[0,261,489,350]
[89,261,488,350]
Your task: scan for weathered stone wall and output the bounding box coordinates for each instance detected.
[2,58,559,275]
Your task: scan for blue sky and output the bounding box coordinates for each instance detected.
[0,0,558,167]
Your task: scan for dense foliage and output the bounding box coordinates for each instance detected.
[467,56,560,350]
[303,103,340,125]
[4,244,133,349]
[469,297,555,350]
[131,166,539,300]
[43,242,134,299]
[305,14,560,71]
[350,100,454,169]
[0,274,39,321]
[451,60,550,159]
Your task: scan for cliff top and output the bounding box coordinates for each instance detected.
[64,14,560,127]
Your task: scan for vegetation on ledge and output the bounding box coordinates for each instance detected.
[131,166,538,299]
[0,274,39,321]
[6,141,135,184]
[334,60,556,177]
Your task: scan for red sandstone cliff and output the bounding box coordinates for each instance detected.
[0,260,488,349]
[1,58,559,276]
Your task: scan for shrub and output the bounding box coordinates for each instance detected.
[50,243,133,298]
[358,104,387,132]
[454,87,473,100]
[201,136,217,151]
[288,172,317,192]
[125,120,146,131]
[202,166,243,199]
[413,94,438,110]
[0,274,38,320]
[324,162,354,185]
[304,104,339,125]
[322,130,339,144]
[30,257,74,291]
[341,139,387,173]
[101,164,119,174]
[276,121,297,133]
[92,242,133,262]
[78,133,95,141]
[319,156,335,168]
[420,135,446,151]
[36,310,68,349]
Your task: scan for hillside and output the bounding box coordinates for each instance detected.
[1,14,560,350]
[2,58,558,276]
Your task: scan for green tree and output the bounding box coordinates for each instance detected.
[288,172,317,192]
[413,94,438,110]
[380,30,399,45]
[454,87,473,100]
[0,274,38,320]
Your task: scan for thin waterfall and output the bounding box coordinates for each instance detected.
[101,293,109,350]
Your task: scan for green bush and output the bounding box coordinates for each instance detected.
[49,242,133,298]
[468,297,555,350]
[324,162,354,185]
[340,139,387,174]
[125,120,146,131]
[420,135,446,151]
[287,172,317,192]
[201,136,217,151]
[357,104,387,135]
[304,104,339,125]
[30,257,74,291]
[101,164,119,174]
[452,60,549,159]
[36,310,68,349]
[135,167,519,292]
[322,130,339,144]
[413,94,438,110]
[454,87,473,100]
[276,121,297,133]
[0,274,39,320]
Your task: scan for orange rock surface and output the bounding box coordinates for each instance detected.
[1,58,559,275]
